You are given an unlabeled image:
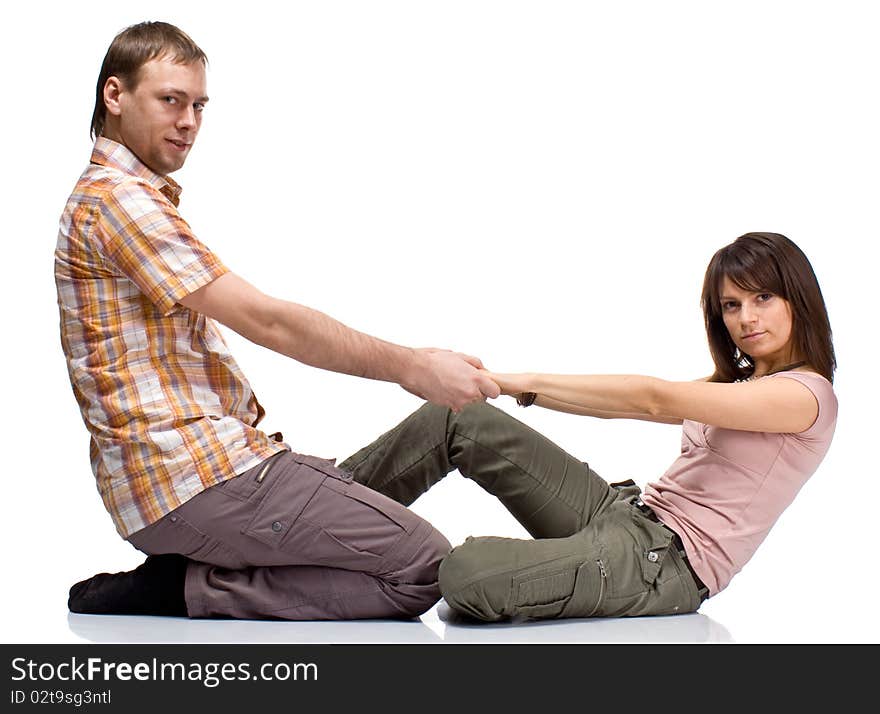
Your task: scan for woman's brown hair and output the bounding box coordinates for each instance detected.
[701,232,836,383]
[90,21,208,140]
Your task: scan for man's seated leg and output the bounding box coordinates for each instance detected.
[163,452,451,619]
[69,451,451,620]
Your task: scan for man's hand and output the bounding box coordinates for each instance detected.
[403,348,501,412]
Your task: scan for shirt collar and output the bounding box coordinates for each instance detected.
[90,137,183,207]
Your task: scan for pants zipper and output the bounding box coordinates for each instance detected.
[587,559,607,617]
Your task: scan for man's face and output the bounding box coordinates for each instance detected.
[104,56,208,175]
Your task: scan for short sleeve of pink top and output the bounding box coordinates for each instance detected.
[641,371,837,596]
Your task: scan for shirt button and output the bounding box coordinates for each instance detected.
[647,551,660,563]
[271,521,283,533]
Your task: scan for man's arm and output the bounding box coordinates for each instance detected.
[180,272,499,411]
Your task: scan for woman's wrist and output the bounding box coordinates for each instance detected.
[488,372,539,402]
[512,373,539,407]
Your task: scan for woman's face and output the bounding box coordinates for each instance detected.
[720,276,795,369]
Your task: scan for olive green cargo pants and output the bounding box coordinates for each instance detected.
[340,401,704,622]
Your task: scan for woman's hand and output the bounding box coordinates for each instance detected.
[481,371,535,398]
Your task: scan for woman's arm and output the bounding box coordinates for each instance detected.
[533,393,684,425]
[489,372,818,433]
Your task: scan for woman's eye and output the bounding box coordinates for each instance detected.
[758,293,773,302]
[722,301,738,311]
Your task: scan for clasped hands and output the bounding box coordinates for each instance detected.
[404,347,531,413]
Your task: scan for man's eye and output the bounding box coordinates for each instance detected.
[163,96,176,104]
[194,103,205,112]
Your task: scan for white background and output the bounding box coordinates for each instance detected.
[1,0,876,643]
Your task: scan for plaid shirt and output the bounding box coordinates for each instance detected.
[55,138,287,538]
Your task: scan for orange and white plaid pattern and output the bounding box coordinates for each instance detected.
[55,138,287,538]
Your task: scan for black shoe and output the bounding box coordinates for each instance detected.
[68,554,189,617]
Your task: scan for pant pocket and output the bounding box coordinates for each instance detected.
[558,558,608,618]
[294,477,416,562]
[214,450,288,502]
[510,554,604,620]
[615,511,693,616]
[242,457,326,547]
[322,477,417,533]
[629,511,677,587]
[128,512,208,559]
[513,569,577,619]
[130,512,248,569]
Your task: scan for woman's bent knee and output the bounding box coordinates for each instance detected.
[438,537,514,621]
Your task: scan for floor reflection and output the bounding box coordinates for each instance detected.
[437,603,733,643]
[67,612,443,644]
[68,601,732,644]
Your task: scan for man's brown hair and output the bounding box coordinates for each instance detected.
[90,21,208,139]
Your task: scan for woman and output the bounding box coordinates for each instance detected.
[340,231,837,621]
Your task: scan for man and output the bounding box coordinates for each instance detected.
[58,21,499,620]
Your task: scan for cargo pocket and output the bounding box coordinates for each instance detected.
[510,548,608,621]
[297,475,417,561]
[323,477,416,533]
[512,568,578,619]
[242,455,326,547]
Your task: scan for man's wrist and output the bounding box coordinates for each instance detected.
[399,347,426,393]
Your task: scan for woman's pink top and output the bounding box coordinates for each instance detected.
[642,371,837,596]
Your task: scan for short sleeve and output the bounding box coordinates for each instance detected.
[96,179,228,315]
[774,372,838,439]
